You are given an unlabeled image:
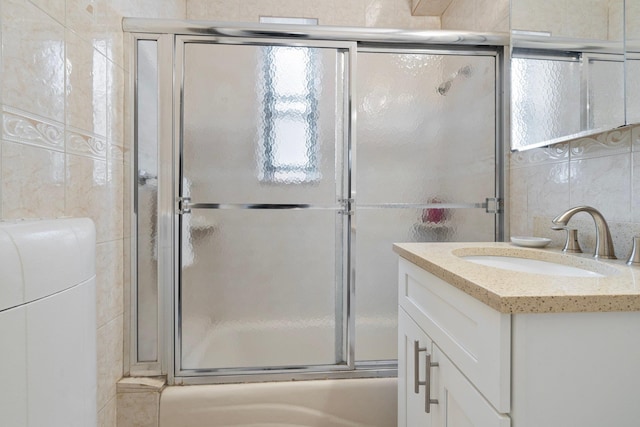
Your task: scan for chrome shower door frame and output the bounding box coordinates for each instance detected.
[125,20,509,385]
[128,32,175,377]
[172,35,358,384]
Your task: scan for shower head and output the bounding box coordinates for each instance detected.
[437,80,451,95]
[436,65,472,96]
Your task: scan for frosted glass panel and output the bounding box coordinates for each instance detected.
[180,209,341,370]
[181,43,344,204]
[354,208,495,361]
[588,58,625,129]
[512,57,581,149]
[356,53,496,204]
[355,51,497,362]
[135,40,159,363]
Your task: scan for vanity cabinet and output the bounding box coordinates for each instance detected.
[398,258,510,427]
[399,309,510,427]
[397,256,640,427]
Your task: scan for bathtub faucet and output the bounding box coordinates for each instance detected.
[551,206,616,259]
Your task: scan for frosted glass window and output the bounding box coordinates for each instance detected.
[259,47,320,183]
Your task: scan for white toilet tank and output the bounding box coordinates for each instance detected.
[0,218,97,427]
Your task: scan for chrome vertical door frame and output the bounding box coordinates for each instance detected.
[172,35,359,384]
[498,43,509,241]
[127,32,175,377]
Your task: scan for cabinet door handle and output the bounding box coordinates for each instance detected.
[424,351,439,414]
[414,340,427,394]
[413,340,439,414]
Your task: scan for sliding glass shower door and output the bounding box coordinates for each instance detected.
[177,39,352,374]
[354,50,499,361]
[168,35,502,379]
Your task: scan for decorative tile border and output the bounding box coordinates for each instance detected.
[2,105,65,151]
[569,126,631,159]
[66,126,107,160]
[509,143,570,168]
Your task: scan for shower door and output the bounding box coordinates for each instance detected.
[353,49,501,362]
[176,38,353,376]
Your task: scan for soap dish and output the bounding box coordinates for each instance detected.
[510,236,551,248]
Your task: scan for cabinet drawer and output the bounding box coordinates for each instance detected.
[398,258,510,413]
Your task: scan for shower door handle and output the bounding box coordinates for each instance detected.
[414,340,439,414]
[178,197,191,214]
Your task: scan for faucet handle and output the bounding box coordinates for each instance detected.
[563,229,582,253]
[627,236,640,266]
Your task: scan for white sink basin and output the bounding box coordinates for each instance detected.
[462,255,607,278]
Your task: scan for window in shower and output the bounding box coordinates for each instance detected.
[258,46,321,184]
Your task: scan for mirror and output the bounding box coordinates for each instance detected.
[510,0,626,151]
[627,0,640,123]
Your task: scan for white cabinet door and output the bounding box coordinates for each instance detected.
[432,345,510,427]
[398,308,435,427]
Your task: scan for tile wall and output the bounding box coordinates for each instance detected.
[185,0,510,32]
[0,1,185,426]
[511,0,621,40]
[442,0,509,32]
[186,0,441,29]
[510,125,640,259]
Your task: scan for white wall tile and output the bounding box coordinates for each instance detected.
[633,152,640,223]
[107,60,125,146]
[187,0,438,29]
[510,125,640,258]
[1,0,65,122]
[509,166,530,236]
[442,0,508,32]
[65,29,108,137]
[96,239,124,328]
[98,397,117,427]
[117,391,161,427]
[97,315,124,411]
[29,0,66,24]
[1,141,65,219]
[569,154,631,222]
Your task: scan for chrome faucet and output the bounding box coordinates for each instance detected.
[551,206,616,259]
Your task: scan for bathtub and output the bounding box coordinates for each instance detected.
[159,377,397,427]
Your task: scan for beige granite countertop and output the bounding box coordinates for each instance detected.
[393,242,640,314]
